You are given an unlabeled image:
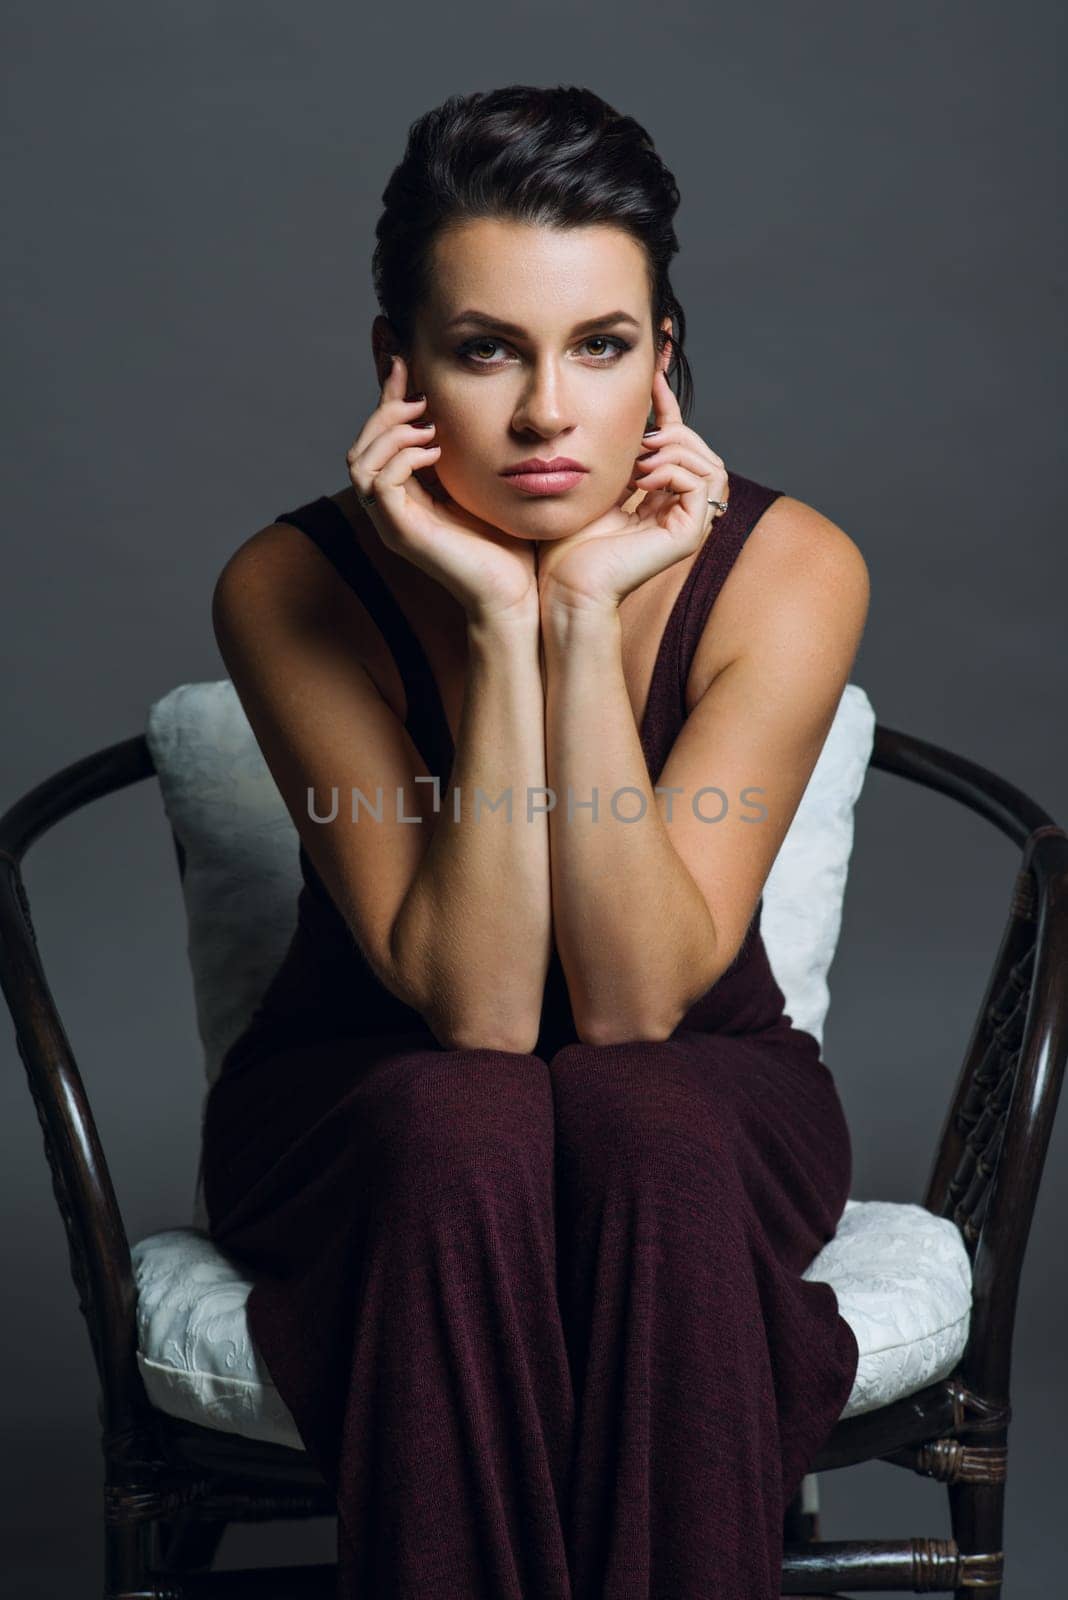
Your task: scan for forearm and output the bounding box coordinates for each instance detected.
[542,602,718,1043]
[390,608,551,1052]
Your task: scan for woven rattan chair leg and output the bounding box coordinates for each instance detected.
[948,1471,1006,1598]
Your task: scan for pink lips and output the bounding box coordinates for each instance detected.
[500,456,588,496]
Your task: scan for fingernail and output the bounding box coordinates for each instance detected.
[643,427,660,437]
[637,450,656,461]
[412,419,434,428]
[410,390,426,401]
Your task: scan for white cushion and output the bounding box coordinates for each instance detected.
[147,681,307,1095]
[131,1198,972,1453]
[758,683,875,1048]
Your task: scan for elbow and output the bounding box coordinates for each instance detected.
[427,999,542,1056]
[434,1020,542,1055]
[420,984,542,1056]
[387,921,542,1056]
[573,959,725,1048]
[573,1013,677,1048]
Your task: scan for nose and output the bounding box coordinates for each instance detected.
[510,356,575,439]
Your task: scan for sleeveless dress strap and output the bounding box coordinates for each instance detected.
[674,475,784,705]
[638,471,785,785]
[272,496,455,784]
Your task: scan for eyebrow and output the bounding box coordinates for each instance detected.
[442,309,643,337]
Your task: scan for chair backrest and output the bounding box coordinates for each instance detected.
[146,679,876,1223]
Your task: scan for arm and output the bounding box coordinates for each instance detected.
[212,527,550,1054]
[541,507,870,1045]
[389,604,551,1052]
[540,601,715,1044]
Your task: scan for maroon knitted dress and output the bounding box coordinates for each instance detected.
[201,475,859,1599]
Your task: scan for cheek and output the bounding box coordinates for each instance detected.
[428,393,491,453]
[422,379,479,432]
[603,409,649,465]
[607,378,654,430]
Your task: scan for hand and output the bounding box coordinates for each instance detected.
[535,369,730,615]
[346,353,539,624]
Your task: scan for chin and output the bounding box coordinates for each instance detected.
[491,486,618,535]
[451,488,585,541]
[496,514,590,543]
[524,523,587,543]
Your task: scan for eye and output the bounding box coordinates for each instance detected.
[455,334,634,367]
[580,335,633,362]
[457,337,510,365]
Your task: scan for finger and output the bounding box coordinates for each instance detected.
[633,443,722,481]
[640,421,725,471]
[650,365,683,431]
[372,442,444,498]
[633,460,705,495]
[351,418,437,478]
[384,351,407,400]
[349,437,441,510]
[631,459,708,532]
[387,351,431,414]
[347,388,428,464]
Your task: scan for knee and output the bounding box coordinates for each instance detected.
[366,1045,554,1196]
[549,1037,742,1187]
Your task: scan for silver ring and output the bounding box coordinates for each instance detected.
[355,488,376,507]
[707,497,729,516]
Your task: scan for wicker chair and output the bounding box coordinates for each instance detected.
[1,718,1065,1599]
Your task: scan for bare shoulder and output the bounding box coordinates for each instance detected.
[763,488,867,573]
[740,493,869,632]
[212,511,342,622]
[210,492,409,721]
[211,492,392,664]
[688,491,870,702]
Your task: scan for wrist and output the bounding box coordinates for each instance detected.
[464,596,542,642]
[539,587,621,645]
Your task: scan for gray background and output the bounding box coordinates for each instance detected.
[2,1,1064,1594]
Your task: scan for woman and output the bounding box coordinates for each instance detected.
[202,83,869,1600]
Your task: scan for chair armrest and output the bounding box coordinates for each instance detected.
[870,723,1068,1404]
[0,734,164,1456]
[870,721,1055,847]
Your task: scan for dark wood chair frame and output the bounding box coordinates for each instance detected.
[1,719,1065,1598]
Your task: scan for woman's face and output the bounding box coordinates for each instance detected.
[378,218,673,541]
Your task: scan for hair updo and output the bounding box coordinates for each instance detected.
[371,84,695,421]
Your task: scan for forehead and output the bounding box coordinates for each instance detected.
[422,217,650,324]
